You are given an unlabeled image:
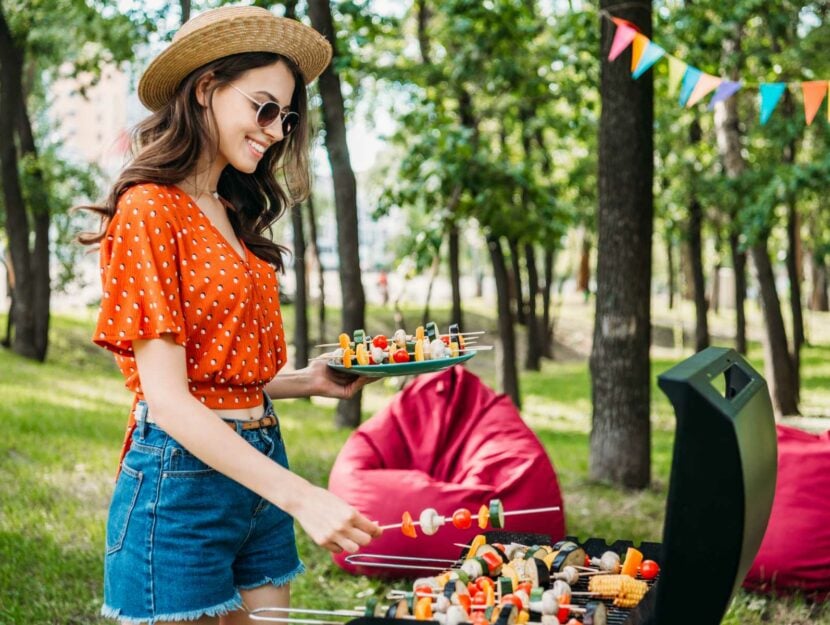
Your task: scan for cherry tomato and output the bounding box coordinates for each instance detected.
[452,508,473,530]
[414,585,433,596]
[585,554,592,567]
[501,594,523,610]
[393,349,410,363]
[557,606,570,624]
[467,582,478,597]
[640,559,660,580]
[472,591,487,607]
[372,335,388,349]
[441,335,450,345]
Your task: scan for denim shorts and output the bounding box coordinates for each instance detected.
[101,395,304,624]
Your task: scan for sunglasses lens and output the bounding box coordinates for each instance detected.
[282,112,299,136]
[257,102,281,128]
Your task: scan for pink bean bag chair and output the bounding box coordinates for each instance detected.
[328,366,566,577]
[743,425,830,599]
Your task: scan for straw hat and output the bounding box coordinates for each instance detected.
[138,5,332,111]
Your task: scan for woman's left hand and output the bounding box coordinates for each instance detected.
[306,357,379,399]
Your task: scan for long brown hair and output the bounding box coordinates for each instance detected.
[78,52,310,272]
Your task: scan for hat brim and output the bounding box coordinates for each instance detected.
[138,13,332,111]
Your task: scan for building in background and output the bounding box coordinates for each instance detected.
[50,62,135,177]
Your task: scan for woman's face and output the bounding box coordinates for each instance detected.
[207,61,297,174]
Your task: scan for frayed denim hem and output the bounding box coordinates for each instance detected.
[237,560,306,591]
[101,592,244,624]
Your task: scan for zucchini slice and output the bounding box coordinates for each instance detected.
[550,544,587,572]
[489,498,505,529]
[584,601,608,625]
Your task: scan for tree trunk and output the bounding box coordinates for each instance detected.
[305,195,326,346]
[488,234,520,408]
[730,232,748,354]
[689,196,709,352]
[542,247,555,359]
[308,0,365,428]
[679,241,695,301]
[508,237,526,326]
[524,243,542,371]
[291,203,309,369]
[577,231,591,295]
[709,225,722,314]
[688,120,709,354]
[666,229,675,310]
[810,252,829,311]
[422,253,440,327]
[752,241,800,416]
[17,88,50,361]
[448,223,463,328]
[785,196,803,399]
[780,94,803,401]
[0,9,41,361]
[714,34,747,355]
[591,0,653,489]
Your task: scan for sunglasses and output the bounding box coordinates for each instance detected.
[229,84,299,136]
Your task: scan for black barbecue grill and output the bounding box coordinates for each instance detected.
[254,347,777,625]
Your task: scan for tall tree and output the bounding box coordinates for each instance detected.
[590,0,653,489]
[688,121,710,352]
[0,2,144,361]
[308,0,366,427]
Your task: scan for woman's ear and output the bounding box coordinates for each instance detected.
[194,72,216,108]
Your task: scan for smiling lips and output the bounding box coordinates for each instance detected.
[246,138,268,157]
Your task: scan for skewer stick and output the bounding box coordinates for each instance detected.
[311,346,493,363]
[313,331,487,349]
[378,505,560,531]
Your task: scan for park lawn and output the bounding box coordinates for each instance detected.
[0,308,828,624]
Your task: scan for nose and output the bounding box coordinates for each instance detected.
[263,120,284,143]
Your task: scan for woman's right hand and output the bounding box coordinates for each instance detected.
[291,484,382,553]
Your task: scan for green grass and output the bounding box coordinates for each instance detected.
[1,305,828,624]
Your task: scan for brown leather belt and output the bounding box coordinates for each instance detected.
[226,414,278,431]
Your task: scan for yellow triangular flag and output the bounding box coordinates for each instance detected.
[667,56,687,96]
[630,34,649,73]
[687,74,723,108]
[802,81,828,126]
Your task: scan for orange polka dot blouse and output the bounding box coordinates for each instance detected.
[93,184,288,461]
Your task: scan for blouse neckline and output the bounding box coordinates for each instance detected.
[173,185,249,265]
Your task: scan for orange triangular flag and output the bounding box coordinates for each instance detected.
[687,74,723,108]
[802,81,828,126]
[630,34,649,73]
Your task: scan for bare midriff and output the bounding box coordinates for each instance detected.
[215,404,266,421]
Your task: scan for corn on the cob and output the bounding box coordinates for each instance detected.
[588,573,648,608]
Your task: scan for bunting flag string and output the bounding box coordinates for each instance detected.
[604,11,829,127]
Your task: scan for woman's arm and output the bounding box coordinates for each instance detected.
[264,358,377,400]
[134,336,380,553]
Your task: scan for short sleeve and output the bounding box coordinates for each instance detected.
[93,186,186,356]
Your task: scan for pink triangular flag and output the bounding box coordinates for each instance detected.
[609,23,638,61]
[802,81,828,126]
[686,74,723,108]
[630,34,649,73]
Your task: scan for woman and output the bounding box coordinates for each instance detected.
[80,6,381,624]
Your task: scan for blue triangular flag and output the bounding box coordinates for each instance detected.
[679,66,703,107]
[759,83,787,125]
[707,81,743,110]
[632,42,666,79]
